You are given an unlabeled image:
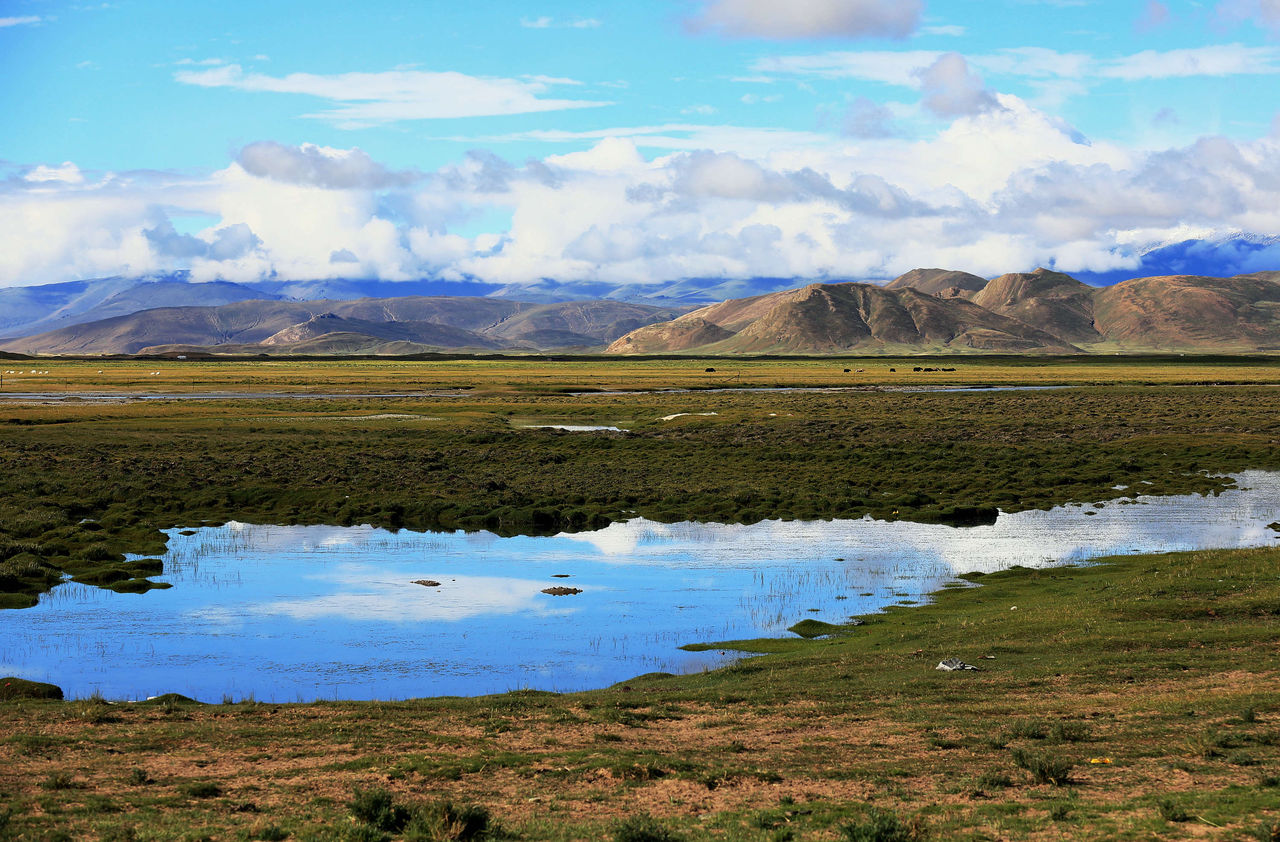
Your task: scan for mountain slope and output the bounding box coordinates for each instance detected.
[970,268,1102,344]
[883,268,988,298]
[1093,274,1280,349]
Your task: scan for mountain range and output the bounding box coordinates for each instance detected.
[0,297,685,356]
[606,268,1280,354]
[5,234,1278,345]
[3,244,1280,355]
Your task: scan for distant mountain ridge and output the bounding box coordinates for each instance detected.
[0,297,685,356]
[608,268,1280,354]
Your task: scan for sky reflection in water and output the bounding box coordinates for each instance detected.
[2,471,1278,702]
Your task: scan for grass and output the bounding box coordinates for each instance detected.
[1,353,1278,397]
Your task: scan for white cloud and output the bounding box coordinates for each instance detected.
[755,50,941,84]
[24,162,85,184]
[174,65,612,126]
[921,24,966,37]
[757,44,1280,86]
[688,0,923,39]
[521,16,601,29]
[0,16,41,27]
[1100,44,1280,79]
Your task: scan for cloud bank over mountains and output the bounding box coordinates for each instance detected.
[8,88,1280,289]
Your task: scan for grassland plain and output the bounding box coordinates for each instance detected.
[1,356,1279,839]
[0,353,1279,394]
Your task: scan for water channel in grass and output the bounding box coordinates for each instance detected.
[3,471,1279,702]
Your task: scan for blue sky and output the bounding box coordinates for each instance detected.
[5,0,1280,286]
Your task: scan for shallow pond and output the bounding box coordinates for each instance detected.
[3,472,1278,702]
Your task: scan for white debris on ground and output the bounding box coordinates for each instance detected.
[935,658,981,671]
[658,412,719,421]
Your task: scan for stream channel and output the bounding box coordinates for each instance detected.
[2,471,1278,702]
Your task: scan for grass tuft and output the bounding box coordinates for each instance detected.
[349,787,410,834]
[613,814,684,842]
[183,781,222,799]
[1010,748,1073,786]
[405,801,492,841]
[840,808,922,842]
[1155,797,1190,823]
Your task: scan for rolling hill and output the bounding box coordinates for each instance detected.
[608,269,1280,354]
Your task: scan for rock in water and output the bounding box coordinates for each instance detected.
[541,586,583,596]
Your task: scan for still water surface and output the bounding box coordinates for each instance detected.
[2,472,1278,702]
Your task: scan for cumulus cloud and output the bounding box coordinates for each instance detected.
[689,0,923,39]
[916,53,1000,118]
[174,65,611,127]
[145,220,262,261]
[237,142,420,189]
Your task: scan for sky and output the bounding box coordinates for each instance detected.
[5,0,1280,288]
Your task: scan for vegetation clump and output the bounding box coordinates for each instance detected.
[349,788,495,841]
[840,808,922,842]
[0,676,63,701]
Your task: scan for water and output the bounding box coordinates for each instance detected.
[0,391,467,402]
[519,424,629,432]
[2,472,1277,702]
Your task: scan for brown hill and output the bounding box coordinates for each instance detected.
[608,282,1078,354]
[1093,274,1280,350]
[970,268,1102,344]
[883,268,988,298]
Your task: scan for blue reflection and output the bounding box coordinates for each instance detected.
[2,471,1278,702]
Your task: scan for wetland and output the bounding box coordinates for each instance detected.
[1,356,1279,840]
